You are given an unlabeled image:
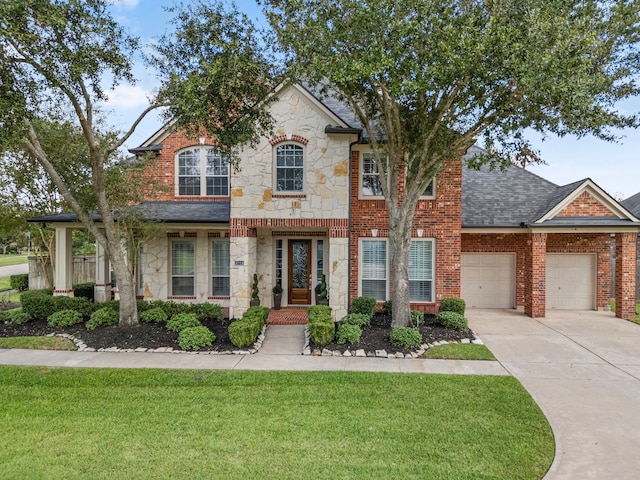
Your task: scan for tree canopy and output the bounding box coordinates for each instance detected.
[262,0,640,326]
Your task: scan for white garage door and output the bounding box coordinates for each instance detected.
[461,253,515,309]
[546,254,595,310]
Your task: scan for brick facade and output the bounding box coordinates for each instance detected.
[349,150,462,313]
[615,232,637,319]
[462,232,612,315]
[557,192,615,217]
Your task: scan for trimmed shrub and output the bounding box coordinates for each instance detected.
[140,307,168,323]
[73,283,95,302]
[228,319,260,348]
[308,305,332,324]
[349,296,376,318]
[244,306,269,325]
[410,310,424,327]
[21,290,56,320]
[9,274,29,292]
[178,326,215,351]
[336,323,362,344]
[4,310,30,325]
[309,320,335,347]
[48,309,84,327]
[136,300,153,313]
[389,327,422,349]
[439,297,466,316]
[86,307,119,330]
[166,313,201,333]
[382,300,392,316]
[54,296,93,317]
[436,311,469,332]
[102,300,120,312]
[341,313,371,328]
[190,303,224,322]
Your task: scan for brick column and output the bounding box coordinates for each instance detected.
[525,232,547,317]
[615,232,637,319]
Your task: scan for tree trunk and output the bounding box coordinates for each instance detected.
[103,229,139,327]
[389,203,415,328]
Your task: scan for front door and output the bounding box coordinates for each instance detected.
[288,240,312,305]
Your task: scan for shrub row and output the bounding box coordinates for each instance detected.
[228,306,269,348]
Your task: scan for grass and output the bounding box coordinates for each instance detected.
[0,254,27,268]
[0,276,10,292]
[0,336,77,350]
[424,343,496,360]
[0,367,554,479]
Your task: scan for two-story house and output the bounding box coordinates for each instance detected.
[34,83,639,320]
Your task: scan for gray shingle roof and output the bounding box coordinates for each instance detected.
[462,162,558,227]
[27,202,230,224]
[622,192,640,217]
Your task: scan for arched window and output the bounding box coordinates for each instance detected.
[275,144,304,192]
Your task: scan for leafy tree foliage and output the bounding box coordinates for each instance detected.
[262,0,640,326]
[0,0,275,325]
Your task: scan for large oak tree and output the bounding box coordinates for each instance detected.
[0,0,275,326]
[262,0,640,326]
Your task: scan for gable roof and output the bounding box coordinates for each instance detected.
[462,161,639,228]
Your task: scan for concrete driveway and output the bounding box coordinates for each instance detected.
[469,309,640,480]
[0,264,28,278]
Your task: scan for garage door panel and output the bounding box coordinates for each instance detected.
[546,254,595,310]
[461,254,515,309]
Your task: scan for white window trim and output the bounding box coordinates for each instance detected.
[359,151,385,199]
[175,146,229,197]
[273,143,305,193]
[170,239,195,297]
[409,238,435,303]
[210,238,230,297]
[358,238,389,300]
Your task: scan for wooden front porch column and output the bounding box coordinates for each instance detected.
[53,227,73,296]
[615,232,637,319]
[525,232,547,317]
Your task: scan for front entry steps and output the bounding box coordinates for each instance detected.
[268,307,308,325]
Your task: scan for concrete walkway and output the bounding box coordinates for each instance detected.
[0,324,507,375]
[469,309,640,480]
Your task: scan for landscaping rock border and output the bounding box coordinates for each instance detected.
[48,325,268,355]
[302,326,484,358]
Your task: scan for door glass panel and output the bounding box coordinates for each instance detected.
[292,242,308,288]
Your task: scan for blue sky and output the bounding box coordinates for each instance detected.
[107,0,639,199]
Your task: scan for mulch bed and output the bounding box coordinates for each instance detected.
[1,302,473,355]
[319,313,475,355]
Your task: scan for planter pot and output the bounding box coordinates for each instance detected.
[250,299,260,307]
[273,293,282,310]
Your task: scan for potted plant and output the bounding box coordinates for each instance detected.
[250,273,260,307]
[317,274,329,305]
[272,283,283,310]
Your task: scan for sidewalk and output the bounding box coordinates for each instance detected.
[0,325,508,376]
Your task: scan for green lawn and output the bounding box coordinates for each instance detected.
[0,336,77,350]
[0,276,10,292]
[0,367,554,479]
[424,343,496,360]
[0,254,27,267]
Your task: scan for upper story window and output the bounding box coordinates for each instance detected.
[177,147,229,196]
[361,152,435,198]
[276,144,304,192]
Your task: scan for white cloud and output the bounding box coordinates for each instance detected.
[109,0,140,10]
[105,84,152,110]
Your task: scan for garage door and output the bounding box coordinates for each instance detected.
[546,254,595,310]
[461,253,515,308]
